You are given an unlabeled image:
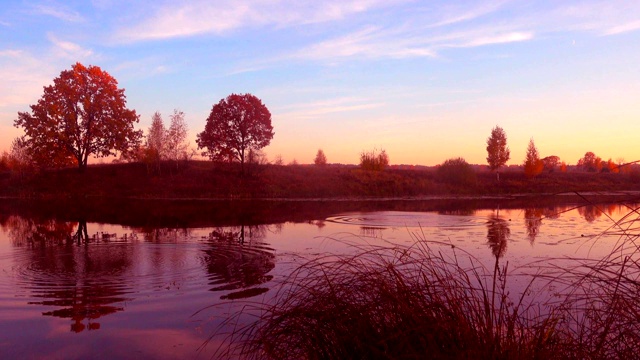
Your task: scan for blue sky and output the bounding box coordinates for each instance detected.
[2,0,640,165]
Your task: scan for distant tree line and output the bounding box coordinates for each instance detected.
[3,62,636,181]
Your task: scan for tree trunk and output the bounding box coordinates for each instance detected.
[240,149,245,175]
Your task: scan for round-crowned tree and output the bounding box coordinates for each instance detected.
[15,62,141,171]
[197,93,274,172]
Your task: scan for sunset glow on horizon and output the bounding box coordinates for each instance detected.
[2,1,640,166]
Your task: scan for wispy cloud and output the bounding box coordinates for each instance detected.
[47,33,94,60]
[546,2,640,35]
[290,26,436,61]
[275,97,384,120]
[113,58,172,78]
[427,1,508,28]
[459,31,534,47]
[0,50,56,108]
[114,0,407,43]
[603,20,640,35]
[287,24,533,63]
[31,3,84,22]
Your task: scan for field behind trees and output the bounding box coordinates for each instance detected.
[2,161,640,200]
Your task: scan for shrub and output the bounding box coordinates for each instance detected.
[436,157,476,186]
[360,149,389,171]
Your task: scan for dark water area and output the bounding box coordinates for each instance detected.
[0,197,638,358]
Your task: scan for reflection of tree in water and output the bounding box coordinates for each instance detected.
[309,220,325,229]
[2,216,82,246]
[137,227,191,242]
[524,208,543,243]
[486,215,510,259]
[438,209,476,216]
[577,205,603,223]
[360,226,385,238]
[3,216,133,332]
[31,280,130,333]
[202,224,275,300]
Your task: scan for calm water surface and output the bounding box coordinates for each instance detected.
[0,199,635,358]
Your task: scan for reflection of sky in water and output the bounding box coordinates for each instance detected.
[321,206,636,266]
[0,203,638,358]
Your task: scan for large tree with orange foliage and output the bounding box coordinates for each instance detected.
[15,63,141,171]
[197,93,274,172]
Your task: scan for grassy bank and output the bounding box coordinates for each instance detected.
[2,161,640,199]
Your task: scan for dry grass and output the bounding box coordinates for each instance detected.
[216,203,640,360]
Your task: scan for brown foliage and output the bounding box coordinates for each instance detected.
[360,148,389,171]
[541,155,560,173]
[577,152,602,172]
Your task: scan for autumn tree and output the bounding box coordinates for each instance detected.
[616,158,631,174]
[486,126,510,176]
[146,112,167,161]
[314,149,327,166]
[541,155,560,173]
[560,161,567,172]
[360,148,389,171]
[196,93,274,173]
[8,137,32,172]
[523,138,543,178]
[14,63,141,171]
[577,152,601,172]
[166,110,190,162]
[604,158,619,173]
[0,152,8,172]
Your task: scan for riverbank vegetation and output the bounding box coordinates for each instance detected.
[222,203,640,359]
[1,160,640,200]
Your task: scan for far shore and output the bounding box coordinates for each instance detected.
[2,161,640,201]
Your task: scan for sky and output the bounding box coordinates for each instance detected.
[2,0,640,166]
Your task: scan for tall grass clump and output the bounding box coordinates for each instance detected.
[227,239,562,359]
[539,202,640,359]
[215,201,640,359]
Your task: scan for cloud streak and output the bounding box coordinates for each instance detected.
[47,34,94,60]
[603,20,640,35]
[114,0,407,43]
[275,97,384,121]
[31,3,84,22]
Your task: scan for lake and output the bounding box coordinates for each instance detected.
[0,197,637,359]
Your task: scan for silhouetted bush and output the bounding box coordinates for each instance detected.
[360,149,389,171]
[436,157,476,186]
